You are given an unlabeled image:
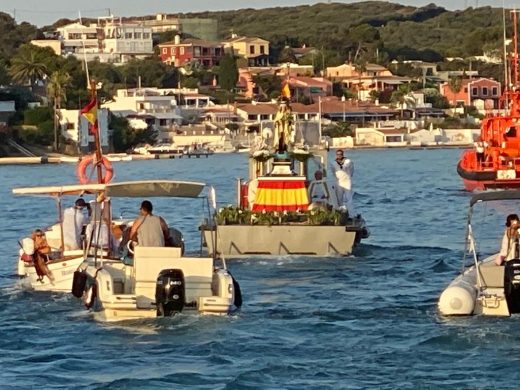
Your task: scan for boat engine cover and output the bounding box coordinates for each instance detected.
[505,259,520,313]
[155,269,185,316]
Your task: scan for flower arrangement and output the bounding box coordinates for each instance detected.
[289,149,312,163]
[251,149,273,163]
[214,206,344,226]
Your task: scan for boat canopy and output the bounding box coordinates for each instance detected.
[470,189,520,206]
[12,180,206,198]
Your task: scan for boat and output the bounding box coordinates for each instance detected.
[457,11,520,191]
[200,97,369,257]
[145,142,184,155]
[438,190,520,316]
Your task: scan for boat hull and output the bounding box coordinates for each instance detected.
[439,255,511,316]
[19,252,84,292]
[457,161,520,191]
[80,247,239,322]
[202,224,367,257]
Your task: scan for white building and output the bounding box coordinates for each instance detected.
[54,16,153,63]
[58,108,109,151]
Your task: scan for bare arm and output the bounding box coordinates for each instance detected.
[129,218,142,241]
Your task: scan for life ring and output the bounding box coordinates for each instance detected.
[77,155,114,184]
[83,283,97,309]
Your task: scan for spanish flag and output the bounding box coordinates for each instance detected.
[281,81,291,99]
[80,97,97,126]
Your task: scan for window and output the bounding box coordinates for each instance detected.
[492,87,498,95]
[482,87,488,96]
[125,32,133,39]
[249,45,255,55]
[472,87,478,95]
[464,87,468,93]
[162,48,167,54]
[143,33,150,39]
[69,33,81,39]
[386,136,402,143]
[260,45,265,54]
[180,47,184,55]
[134,32,141,39]
[66,123,74,130]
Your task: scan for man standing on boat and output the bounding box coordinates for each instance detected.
[130,200,171,247]
[63,198,91,250]
[329,149,355,217]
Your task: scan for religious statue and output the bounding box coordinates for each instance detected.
[272,98,294,154]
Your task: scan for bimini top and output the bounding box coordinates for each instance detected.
[12,180,205,198]
[470,189,520,206]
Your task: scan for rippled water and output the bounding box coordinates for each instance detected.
[2,149,520,389]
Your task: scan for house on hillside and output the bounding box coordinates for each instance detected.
[50,16,153,63]
[0,101,15,129]
[326,62,411,100]
[158,36,224,67]
[223,35,270,66]
[440,77,501,109]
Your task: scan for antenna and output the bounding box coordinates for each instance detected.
[79,10,90,88]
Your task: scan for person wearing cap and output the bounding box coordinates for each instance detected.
[329,149,355,216]
[62,198,91,250]
[129,200,170,247]
[496,214,520,265]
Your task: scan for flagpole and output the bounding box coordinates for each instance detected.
[89,79,103,184]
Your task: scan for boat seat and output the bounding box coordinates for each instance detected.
[478,264,505,289]
[133,246,213,309]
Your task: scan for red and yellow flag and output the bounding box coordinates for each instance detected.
[281,81,291,99]
[80,97,97,126]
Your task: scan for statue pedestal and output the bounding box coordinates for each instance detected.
[270,153,292,175]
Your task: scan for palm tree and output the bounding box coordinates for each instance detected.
[47,71,71,152]
[9,51,48,92]
[353,60,367,101]
[391,84,416,119]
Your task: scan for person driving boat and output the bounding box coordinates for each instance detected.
[129,200,171,247]
[496,214,520,265]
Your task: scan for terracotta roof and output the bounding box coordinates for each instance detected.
[236,103,278,115]
[159,38,222,47]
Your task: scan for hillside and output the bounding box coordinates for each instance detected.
[179,2,504,61]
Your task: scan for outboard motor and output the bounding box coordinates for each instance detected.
[155,269,185,316]
[505,259,520,313]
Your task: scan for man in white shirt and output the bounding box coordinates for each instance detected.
[62,198,91,250]
[329,149,355,216]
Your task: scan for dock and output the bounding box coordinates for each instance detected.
[0,151,213,165]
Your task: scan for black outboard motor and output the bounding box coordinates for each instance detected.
[155,269,185,316]
[505,259,520,313]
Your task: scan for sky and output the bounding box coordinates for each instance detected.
[0,0,519,27]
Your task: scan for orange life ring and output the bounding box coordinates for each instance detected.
[77,155,114,184]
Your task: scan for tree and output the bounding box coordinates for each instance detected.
[47,70,71,151]
[9,50,48,91]
[391,84,416,118]
[278,46,297,63]
[218,53,238,92]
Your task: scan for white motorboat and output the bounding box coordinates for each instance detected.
[439,190,520,316]
[51,180,241,322]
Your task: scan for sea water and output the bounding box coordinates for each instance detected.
[0,149,519,389]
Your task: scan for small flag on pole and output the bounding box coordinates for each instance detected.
[80,97,97,125]
[80,97,98,135]
[281,81,291,99]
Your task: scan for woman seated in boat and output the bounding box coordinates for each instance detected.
[496,214,520,266]
[31,229,54,282]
